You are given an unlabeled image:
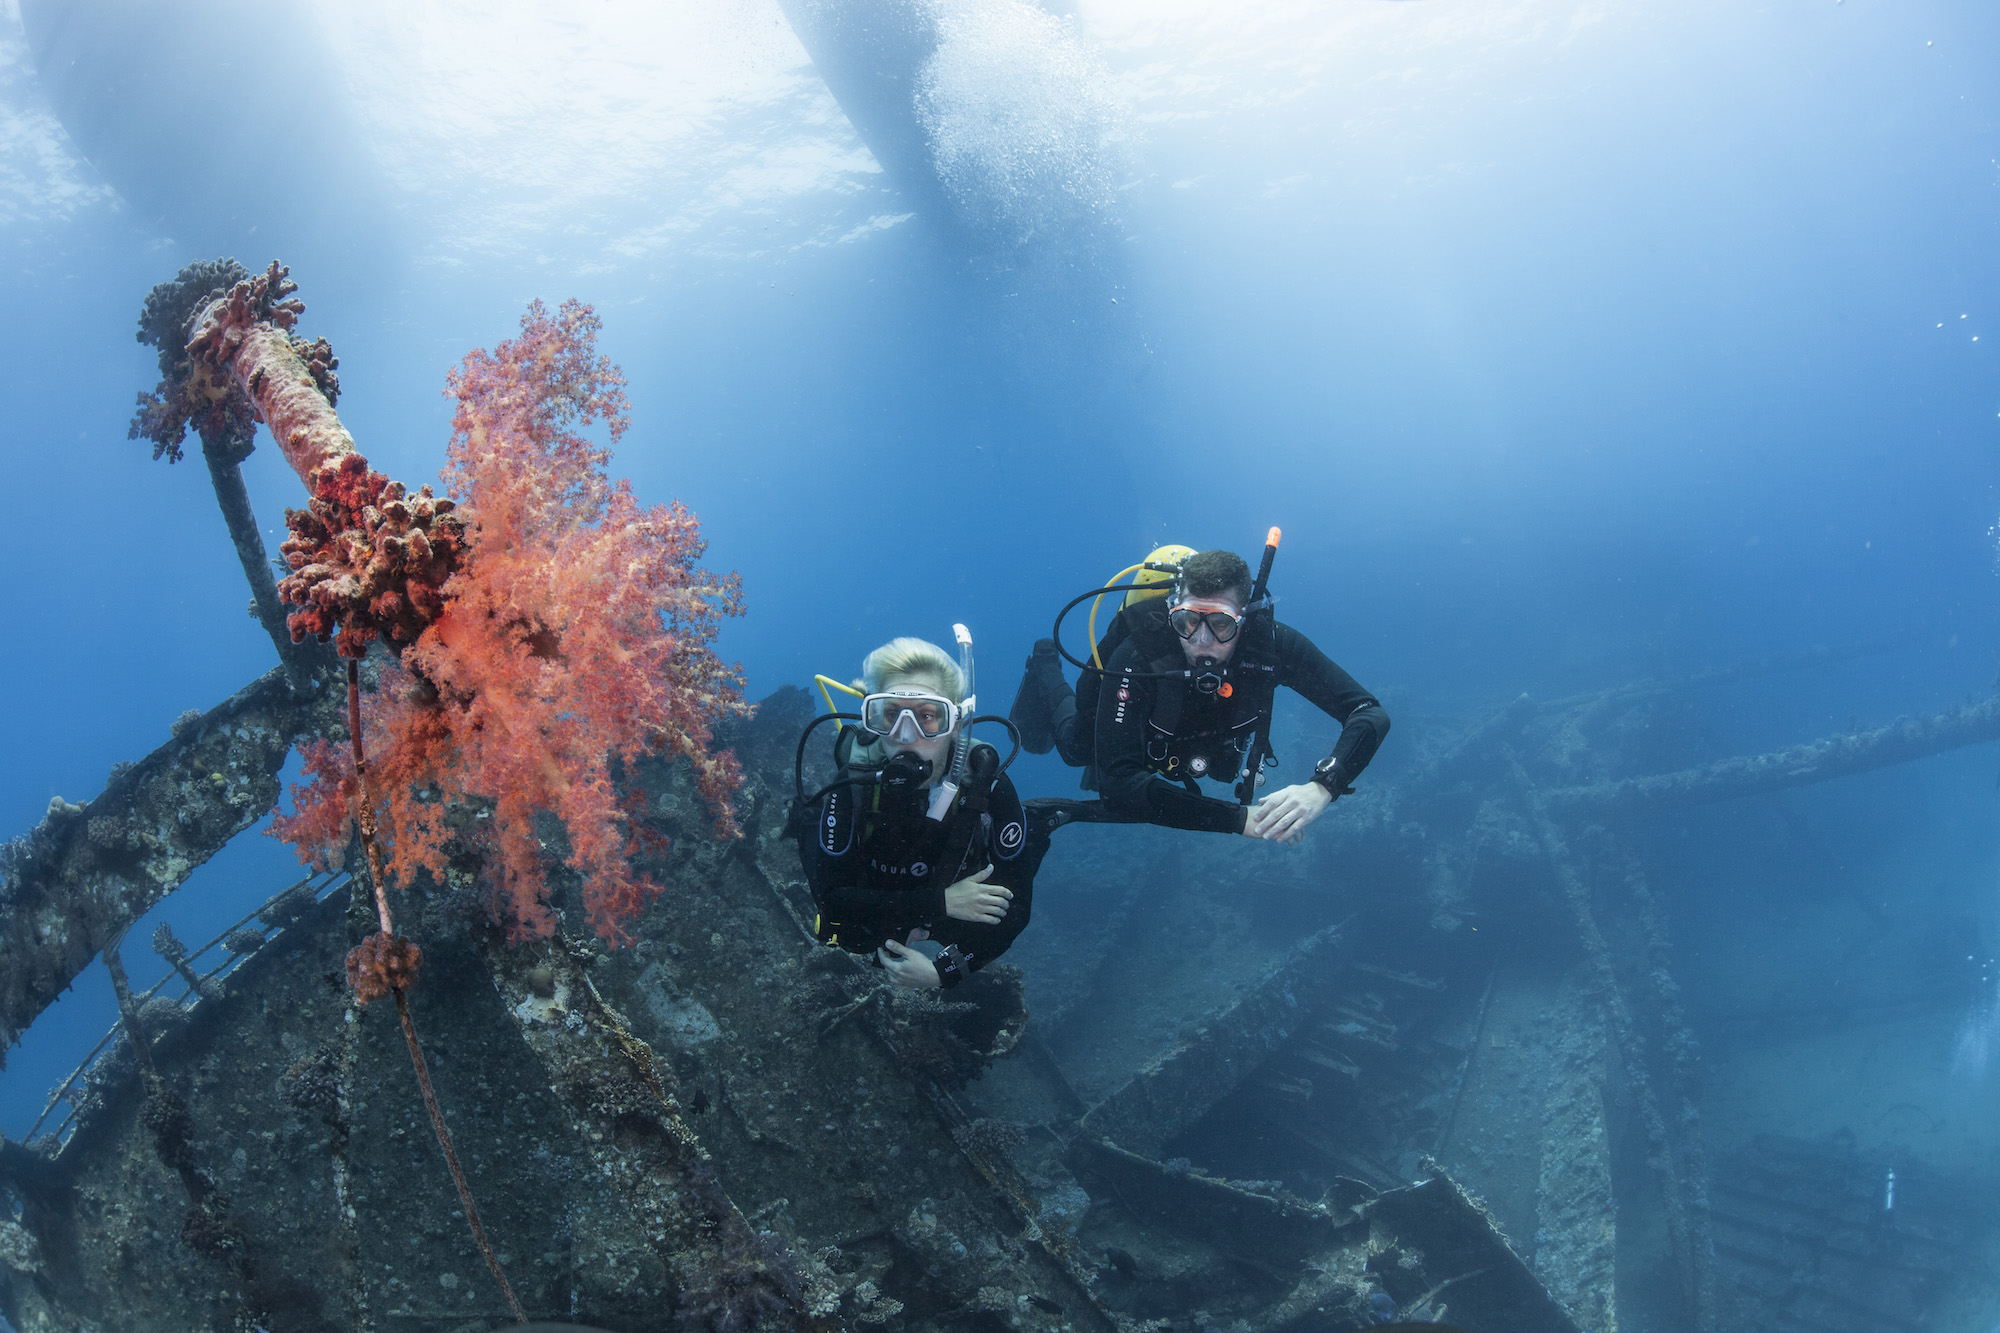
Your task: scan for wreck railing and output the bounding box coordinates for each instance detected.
[21,867,350,1154]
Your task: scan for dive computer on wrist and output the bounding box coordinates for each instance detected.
[1311,757,1350,800]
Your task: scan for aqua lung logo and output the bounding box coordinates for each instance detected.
[998,821,1024,852]
[820,792,849,855]
[911,862,929,878]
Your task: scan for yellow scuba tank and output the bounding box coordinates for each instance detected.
[1089,544,1196,667]
[1124,544,1196,608]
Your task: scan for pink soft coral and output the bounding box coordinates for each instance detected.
[269,738,358,871]
[275,300,748,943]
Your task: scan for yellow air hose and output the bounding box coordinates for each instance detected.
[1087,563,1146,669]
[813,674,865,731]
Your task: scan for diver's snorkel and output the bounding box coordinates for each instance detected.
[930,623,977,820]
[1232,527,1283,804]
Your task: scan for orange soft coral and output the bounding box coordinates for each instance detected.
[273,300,749,943]
[268,738,357,871]
[346,932,423,1005]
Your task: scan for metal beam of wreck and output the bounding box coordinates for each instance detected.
[1079,925,1344,1158]
[0,664,338,1065]
[1544,694,2000,812]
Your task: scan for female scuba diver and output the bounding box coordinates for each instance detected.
[795,634,1048,989]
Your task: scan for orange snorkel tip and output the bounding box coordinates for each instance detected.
[1265,526,1282,549]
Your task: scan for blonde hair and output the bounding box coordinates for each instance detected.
[861,637,965,701]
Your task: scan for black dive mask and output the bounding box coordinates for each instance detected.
[879,749,935,792]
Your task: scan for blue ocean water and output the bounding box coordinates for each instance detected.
[2,0,1999,1318]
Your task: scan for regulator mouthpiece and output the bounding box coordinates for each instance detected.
[880,750,933,790]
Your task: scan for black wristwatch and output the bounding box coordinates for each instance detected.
[935,944,970,989]
[1311,757,1353,801]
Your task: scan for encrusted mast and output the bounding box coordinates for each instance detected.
[186,262,468,660]
[179,263,450,1007]
[129,259,321,673]
[184,263,349,481]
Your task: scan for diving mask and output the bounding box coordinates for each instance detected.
[861,689,966,744]
[1169,606,1245,643]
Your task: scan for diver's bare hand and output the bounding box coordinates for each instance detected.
[1249,782,1332,845]
[944,865,1011,923]
[878,938,940,989]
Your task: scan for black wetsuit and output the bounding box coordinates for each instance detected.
[1092,615,1390,834]
[799,752,1044,970]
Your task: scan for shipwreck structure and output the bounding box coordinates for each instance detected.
[4,263,2000,1332]
[5,644,1999,1331]
[0,644,1992,1328]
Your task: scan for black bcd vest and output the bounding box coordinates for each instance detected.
[1078,606,1280,789]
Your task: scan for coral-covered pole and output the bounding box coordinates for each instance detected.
[346,660,396,939]
[186,261,356,483]
[184,262,515,1317]
[391,989,522,1321]
[189,262,466,659]
[130,258,324,674]
[201,267,747,1317]
[338,658,524,1325]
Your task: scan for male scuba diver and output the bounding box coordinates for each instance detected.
[792,632,1051,989]
[1010,534,1390,842]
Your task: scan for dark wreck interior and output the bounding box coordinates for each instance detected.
[4,635,2000,1333]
